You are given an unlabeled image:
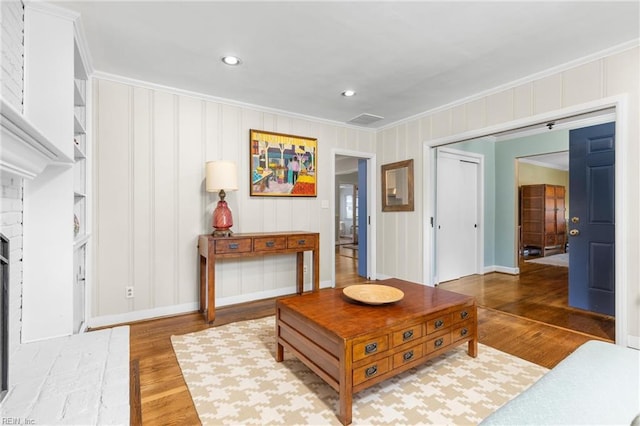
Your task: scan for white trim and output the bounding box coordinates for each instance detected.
[88,302,199,329]
[379,39,639,132]
[87,281,334,328]
[627,335,640,350]
[24,0,79,21]
[331,148,377,284]
[494,110,616,142]
[0,98,71,179]
[422,94,629,347]
[93,71,377,133]
[518,157,568,171]
[484,265,520,275]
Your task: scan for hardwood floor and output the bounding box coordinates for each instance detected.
[127,250,612,425]
[438,260,615,341]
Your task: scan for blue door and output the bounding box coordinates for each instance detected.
[568,122,615,316]
[357,159,368,278]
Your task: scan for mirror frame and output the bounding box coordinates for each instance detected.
[381,159,414,212]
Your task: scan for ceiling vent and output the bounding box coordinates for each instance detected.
[347,113,384,126]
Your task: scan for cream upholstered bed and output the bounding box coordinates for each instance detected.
[481,340,640,425]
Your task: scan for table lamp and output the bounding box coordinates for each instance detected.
[206,160,238,236]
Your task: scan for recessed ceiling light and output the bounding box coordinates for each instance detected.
[221,56,241,66]
[341,90,356,97]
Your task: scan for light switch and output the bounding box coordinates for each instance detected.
[321,200,329,209]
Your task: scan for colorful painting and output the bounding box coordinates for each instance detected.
[250,129,317,197]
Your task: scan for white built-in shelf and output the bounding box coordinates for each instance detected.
[74,233,90,250]
[74,143,86,160]
[74,114,85,135]
[74,79,86,106]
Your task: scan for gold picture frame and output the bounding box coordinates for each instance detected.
[381,159,414,212]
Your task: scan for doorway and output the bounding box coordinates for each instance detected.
[426,104,623,343]
[333,151,376,283]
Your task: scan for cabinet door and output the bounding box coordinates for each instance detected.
[544,185,558,246]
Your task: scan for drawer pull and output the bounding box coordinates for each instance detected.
[228,243,239,250]
[460,327,468,337]
[434,319,444,329]
[365,365,378,378]
[364,343,378,355]
[266,241,275,247]
[403,350,414,362]
[460,311,469,320]
[434,338,444,348]
[402,330,414,341]
[297,239,306,245]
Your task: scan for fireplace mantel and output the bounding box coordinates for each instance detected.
[0,99,72,179]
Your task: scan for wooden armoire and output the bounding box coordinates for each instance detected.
[520,184,566,257]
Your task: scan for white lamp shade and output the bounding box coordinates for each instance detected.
[206,161,238,192]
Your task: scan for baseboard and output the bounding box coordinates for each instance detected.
[626,334,640,350]
[88,302,200,328]
[484,265,520,275]
[88,281,334,328]
[376,273,394,280]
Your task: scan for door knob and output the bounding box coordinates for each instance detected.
[569,229,580,236]
[571,217,580,224]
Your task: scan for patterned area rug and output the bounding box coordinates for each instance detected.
[525,252,569,267]
[172,316,548,425]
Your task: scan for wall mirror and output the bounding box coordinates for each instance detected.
[381,159,414,212]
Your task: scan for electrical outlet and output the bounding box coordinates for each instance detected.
[125,286,134,299]
[303,265,308,273]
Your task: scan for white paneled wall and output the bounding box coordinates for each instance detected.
[91,77,375,325]
[0,0,24,111]
[376,46,640,345]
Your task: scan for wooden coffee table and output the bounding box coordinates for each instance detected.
[275,279,477,425]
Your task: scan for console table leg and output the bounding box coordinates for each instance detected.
[199,254,206,313]
[296,252,304,294]
[207,253,215,323]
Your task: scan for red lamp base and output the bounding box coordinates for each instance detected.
[212,199,233,237]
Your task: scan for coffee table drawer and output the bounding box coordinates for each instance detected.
[452,323,473,343]
[392,344,424,368]
[215,238,252,254]
[353,357,390,386]
[391,323,424,347]
[425,313,452,334]
[353,335,389,361]
[452,306,474,324]
[425,332,451,354]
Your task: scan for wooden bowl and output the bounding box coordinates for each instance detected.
[343,284,404,305]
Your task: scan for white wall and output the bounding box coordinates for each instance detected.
[376,45,640,346]
[90,76,376,326]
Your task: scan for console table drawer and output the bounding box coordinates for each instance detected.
[392,344,424,368]
[425,332,451,354]
[287,235,317,249]
[353,357,390,386]
[353,335,389,361]
[425,313,452,334]
[254,236,287,252]
[215,238,252,254]
[452,306,474,324]
[452,324,473,343]
[391,323,424,347]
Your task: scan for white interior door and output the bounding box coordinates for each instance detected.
[436,149,480,283]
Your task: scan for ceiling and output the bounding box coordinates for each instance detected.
[58,1,639,129]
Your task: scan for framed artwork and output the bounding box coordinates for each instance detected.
[381,159,414,212]
[250,129,317,197]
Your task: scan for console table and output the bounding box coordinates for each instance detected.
[198,231,320,323]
